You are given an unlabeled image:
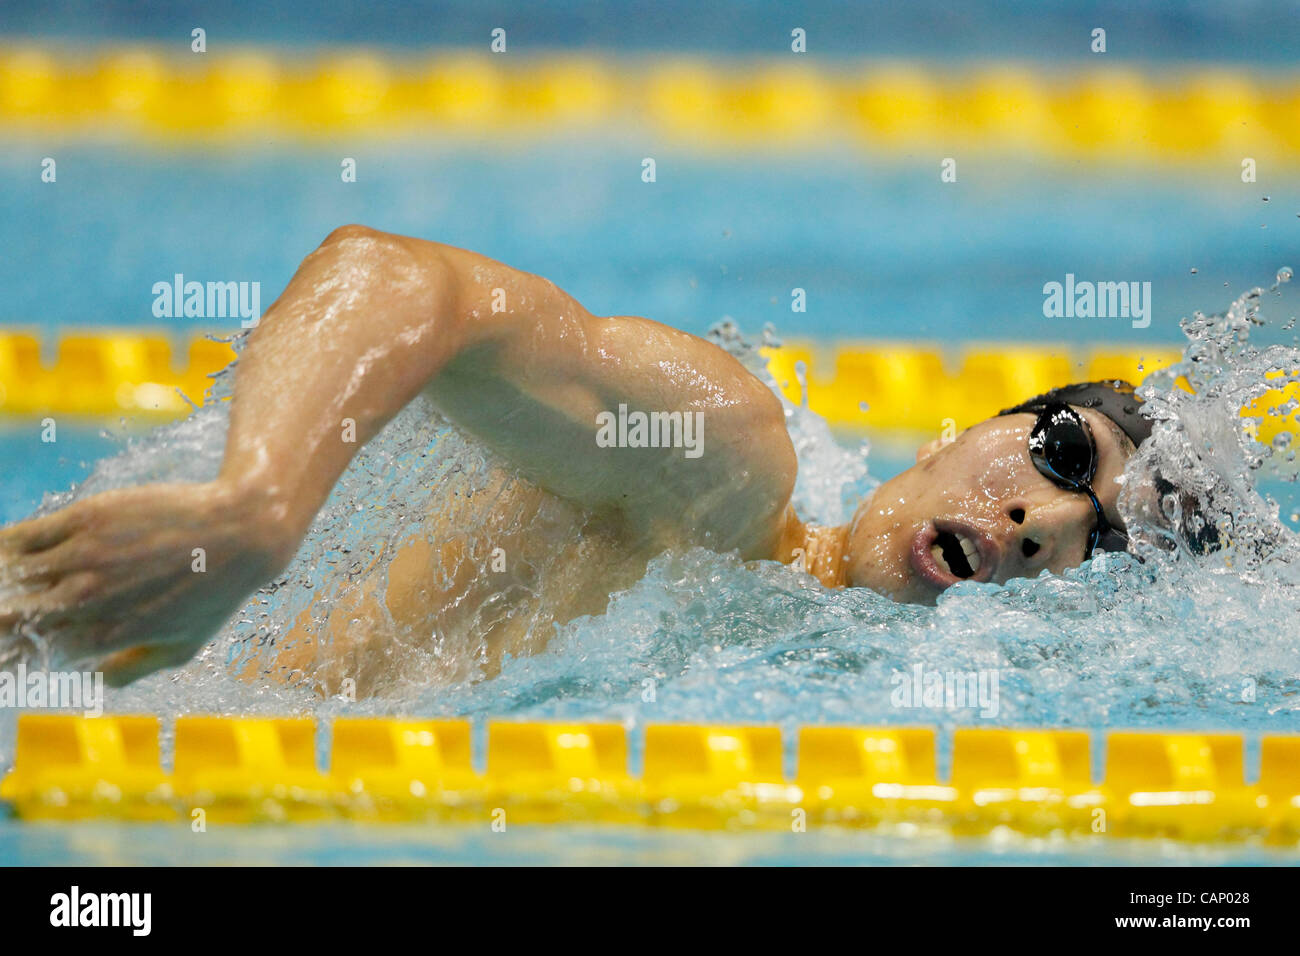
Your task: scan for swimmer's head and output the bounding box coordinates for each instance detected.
[843,380,1151,603]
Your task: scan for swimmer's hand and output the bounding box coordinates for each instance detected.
[0,481,291,685]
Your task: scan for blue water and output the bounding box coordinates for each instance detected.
[6,819,1299,866]
[2,144,1297,346]
[4,0,1300,63]
[4,34,1300,862]
[6,286,1300,864]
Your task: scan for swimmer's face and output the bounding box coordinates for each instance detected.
[844,407,1135,604]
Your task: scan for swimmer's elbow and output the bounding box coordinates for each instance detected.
[317,224,430,271]
[312,224,459,327]
[321,223,383,246]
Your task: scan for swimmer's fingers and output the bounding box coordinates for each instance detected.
[98,643,199,687]
[0,482,279,684]
[0,491,140,571]
[0,556,57,589]
[0,572,111,653]
[0,532,96,587]
[2,490,203,589]
[2,531,142,588]
[0,573,178,673]
[0,508,78,556]
[0,483,203,559]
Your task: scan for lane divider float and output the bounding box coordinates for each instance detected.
[0,331,235,416]
[1,331,1294,442]
[2,714,1297,842]
[0,48,1297,164]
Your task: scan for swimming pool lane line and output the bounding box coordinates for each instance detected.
[4,330,1294,442]
[1,48,1297,167]
[2,714,1297,843]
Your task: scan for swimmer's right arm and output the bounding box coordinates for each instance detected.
[219,225,796,555]
[2,225,457,683]
[0,225,796,683]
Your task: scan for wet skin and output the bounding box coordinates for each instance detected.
[835,409,1134,604]
[0,226,1134,690]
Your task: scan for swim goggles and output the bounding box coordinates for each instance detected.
[1026,403,1129,560]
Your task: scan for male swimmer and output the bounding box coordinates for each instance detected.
[0,226,1151,692]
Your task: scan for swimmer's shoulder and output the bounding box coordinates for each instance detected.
[598,314,798,554]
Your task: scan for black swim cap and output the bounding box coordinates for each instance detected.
[999,380,1224,556]
[998,379,1152,451]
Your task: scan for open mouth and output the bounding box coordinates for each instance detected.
[932,529,980,579]
[910,519,998,590]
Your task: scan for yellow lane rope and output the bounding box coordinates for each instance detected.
[0,332,1294,442]
[1,714,1296,842]
[762,340,1186,431]
[1,48,1297,163]
[761,341,1296,442]
[0,331,236,417]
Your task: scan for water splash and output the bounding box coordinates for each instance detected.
[1123,274,1300,577]
[4,282,1300,759]
[710,319,877,526]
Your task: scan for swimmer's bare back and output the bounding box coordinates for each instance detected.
[0,226,801,687]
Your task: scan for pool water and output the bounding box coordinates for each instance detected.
[5,818,1300,866]
[1,142,1296,347]
[3,137,1300,864]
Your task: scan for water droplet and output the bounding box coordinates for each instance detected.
[1278,266,1293,284]
[858,401,870,414]
[1263,196,1271,202]
[1190,267,1198,274]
